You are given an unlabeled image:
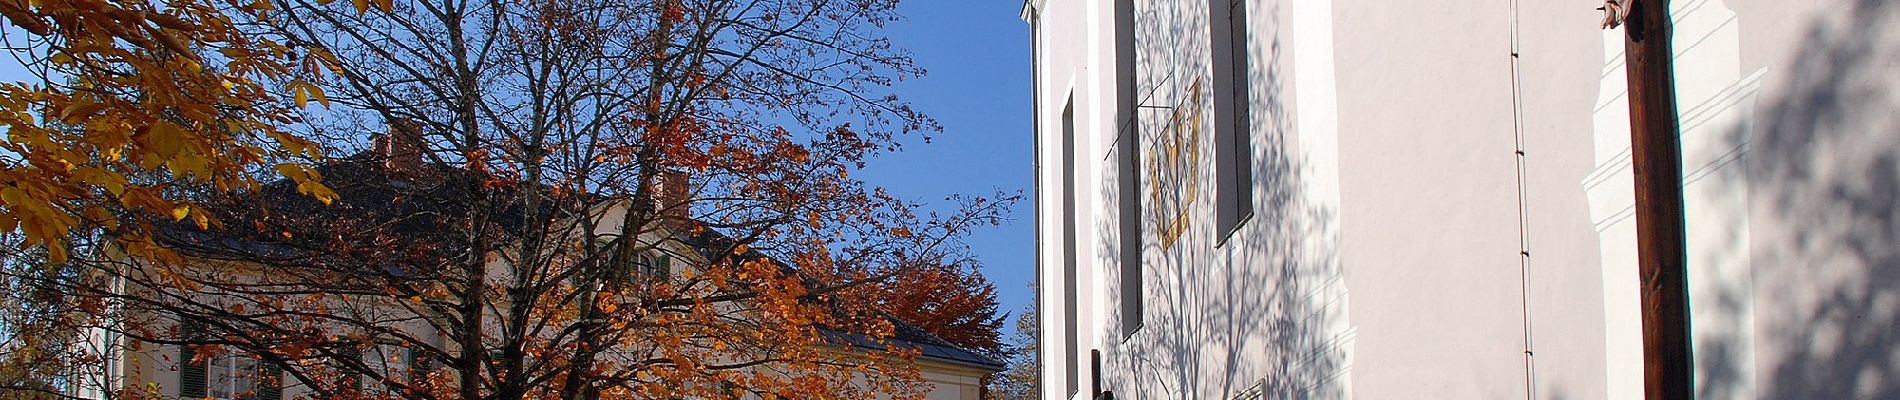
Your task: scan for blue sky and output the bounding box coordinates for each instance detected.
[866,1,1037,336]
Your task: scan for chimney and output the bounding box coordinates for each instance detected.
[652,169,691,221]
[383,119,424,173]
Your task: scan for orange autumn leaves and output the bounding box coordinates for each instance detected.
[873,265,1005,355]
[0,0,341,261]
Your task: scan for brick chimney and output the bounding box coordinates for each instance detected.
[381,119,424,173]
[652,169,691,221]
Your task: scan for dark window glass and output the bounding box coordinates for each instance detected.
[1062,98,1080,398]
[1211,0,1255,240]
[1116,0,1144,340]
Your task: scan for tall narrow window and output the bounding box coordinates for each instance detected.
[359,343,412,396]
[1211,0,1255,241]
[1061,98,1080,398]
[1115,0,1143,339]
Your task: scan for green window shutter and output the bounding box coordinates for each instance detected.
[339,346,363,390]
[257,361,283,400]
[656,255,672,278]
[407,345,432,384]
[178,320,207,399]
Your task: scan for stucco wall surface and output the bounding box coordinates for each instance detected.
[1030,0,1899,398]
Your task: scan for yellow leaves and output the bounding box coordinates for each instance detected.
[162,203,210,230]
[0,185,77,262]
[297,181,338,205]
[166,153,211,179]
[275,163,338,205]
[596,296,619,313]
[146,13,198,31]
[58,100,106,124]
[82,205,117,230]
[72,167,126,196]
[306,48,345,76]
[272,132,324,160]
[346,0,392,15]
[117,187,170,215]
[142,120,190,159]
[0,4,324,265]
[145,26,196,60]
[288,80,328,108]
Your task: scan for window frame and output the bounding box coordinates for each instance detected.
[204,352,263,400]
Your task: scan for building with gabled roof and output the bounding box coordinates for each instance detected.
[69,127,1002,400]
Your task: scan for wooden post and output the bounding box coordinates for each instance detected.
[1621,0,1693,398]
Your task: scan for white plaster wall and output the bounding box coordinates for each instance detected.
[1725,0,1900,397]
[1512,1,1616,399]
[1032,0,1357,398]
[1028,0,1108,398]
[920,368,985,400]
[1031,0,1900,398]
[1330,0,1528,397]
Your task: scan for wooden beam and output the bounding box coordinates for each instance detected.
[1620,0,1694,398]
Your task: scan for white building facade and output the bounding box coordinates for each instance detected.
[1025,0,1900,398]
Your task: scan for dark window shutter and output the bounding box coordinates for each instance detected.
[178,320,207,398]
[339,346,363,390]
[257,361,283,400]
[656,255,672,278]
[407,345,432,384]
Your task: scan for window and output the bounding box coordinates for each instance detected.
[1210,0,1255,240]
[205,354,261,400]
[1089,349,1103,398]
[189,351,278,400]
[1115,0,1143,339]
[615,251,672,283]
[636,253,673,280]
[179,320,281,400]
[1061,98,1079,398]
[358,343,412,395]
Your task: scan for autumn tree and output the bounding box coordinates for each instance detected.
[0,0,334,396]
[871,261,1005,357]
[984,295,1039,400]
[5,0,1014,399]
[0,0,334,262]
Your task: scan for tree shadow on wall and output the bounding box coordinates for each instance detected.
[1093,1,1347,398]
[1702,0,1900,397]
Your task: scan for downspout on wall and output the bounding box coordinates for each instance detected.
[1020,1,1043,398]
